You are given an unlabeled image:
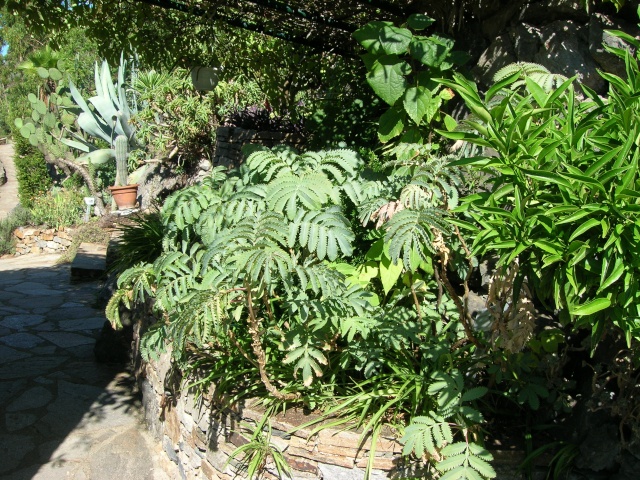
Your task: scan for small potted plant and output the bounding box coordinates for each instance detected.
[108,134,139,210]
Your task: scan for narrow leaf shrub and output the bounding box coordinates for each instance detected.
[13,149,52,208]
[0,206,32,255]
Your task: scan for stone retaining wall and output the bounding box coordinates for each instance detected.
[12,226,73,255]
[135,339,524,480]
[136,342,426,479]
[213,127,305,169]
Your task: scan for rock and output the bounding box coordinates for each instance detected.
[473,34,517,87]
[574,414,620,472]
[37,332,95,348]
[136,163,187,211]
[198,158,212,172]
[0,434,36,474]
[520,0,588,24]
[6,386,53,412]
[509,23,542,61]
[89,427,156,480]
[0,160,6,186]
[534,20,606,93]
[589,13,638,78]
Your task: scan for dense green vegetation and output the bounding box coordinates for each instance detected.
[3,2,640,479]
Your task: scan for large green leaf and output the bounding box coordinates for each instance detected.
[378,107,405,142]
[366,55,410,106]
[353,21,392,54]
[379,25,412,55]
[570,297,611,316]
[403,86,433,125]
[379,254,403,295]
[409,34,453,68]
[407,13,435,30]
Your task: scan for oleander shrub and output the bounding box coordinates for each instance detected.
[436,24,640,471]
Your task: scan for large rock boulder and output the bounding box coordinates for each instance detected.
[589,13,639,79]
[534,20,606,92]
[471,1,639,93]
[0,160,6,186]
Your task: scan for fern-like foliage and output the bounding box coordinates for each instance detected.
[288,206,354,260]
[493,62,568,92]
[301,149,362,184]
[355,145,462,272]
[401,412,453,458]
[437,442,496,480]
[385,208,452,270]
[245,145,300,181]
[292,259,347,297]
[162,171,224,231]
[266,171,340,219]
[399,371,494,480]
[166,289,234,356]
[282,332,328,387]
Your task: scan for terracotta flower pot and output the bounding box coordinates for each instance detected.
[108,184,139,210]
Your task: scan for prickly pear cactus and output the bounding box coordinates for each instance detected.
[114,134,129,186]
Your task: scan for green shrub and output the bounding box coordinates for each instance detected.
[13,149,52,208]
[29,188,84,229]
[0,205,32,255]
[109,211,164,275]
[107,146,495,479]
[11,127,33,156]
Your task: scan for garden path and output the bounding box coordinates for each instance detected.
[0,143,19,220]
[0,253,179,479]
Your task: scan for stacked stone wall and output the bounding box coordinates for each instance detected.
[12,226,73,255]
[213,127,305,169]
[134,338,525,480]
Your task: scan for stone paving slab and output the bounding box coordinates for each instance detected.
[0,253,178,479]
[71,242,108,280]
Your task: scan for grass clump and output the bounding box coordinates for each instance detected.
[0,206,32,255]
[109,212,164,275]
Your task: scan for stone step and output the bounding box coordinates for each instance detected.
[70,242,107,281]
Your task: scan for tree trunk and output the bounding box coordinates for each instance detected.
[47,156,107,215]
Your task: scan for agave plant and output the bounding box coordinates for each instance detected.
[60,54,140,166]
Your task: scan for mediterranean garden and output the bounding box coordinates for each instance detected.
[1,1,640,478]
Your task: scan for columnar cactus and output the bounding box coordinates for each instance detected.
[114,134,129,186]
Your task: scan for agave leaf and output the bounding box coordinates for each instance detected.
[74,148,115,165]
[94,62,104,98]
[59,137,93,153]
[89,96,119,132]
[77,112,112,143]
[104,60,119,106]
[128,164,148,184]
[68,80,96,119]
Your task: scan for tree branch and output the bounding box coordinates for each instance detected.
[245,281,299,401]
[47,156,106,215]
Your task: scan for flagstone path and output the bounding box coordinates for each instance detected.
[0,253,178,479]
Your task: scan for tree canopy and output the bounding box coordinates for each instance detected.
[0,0,498,68]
